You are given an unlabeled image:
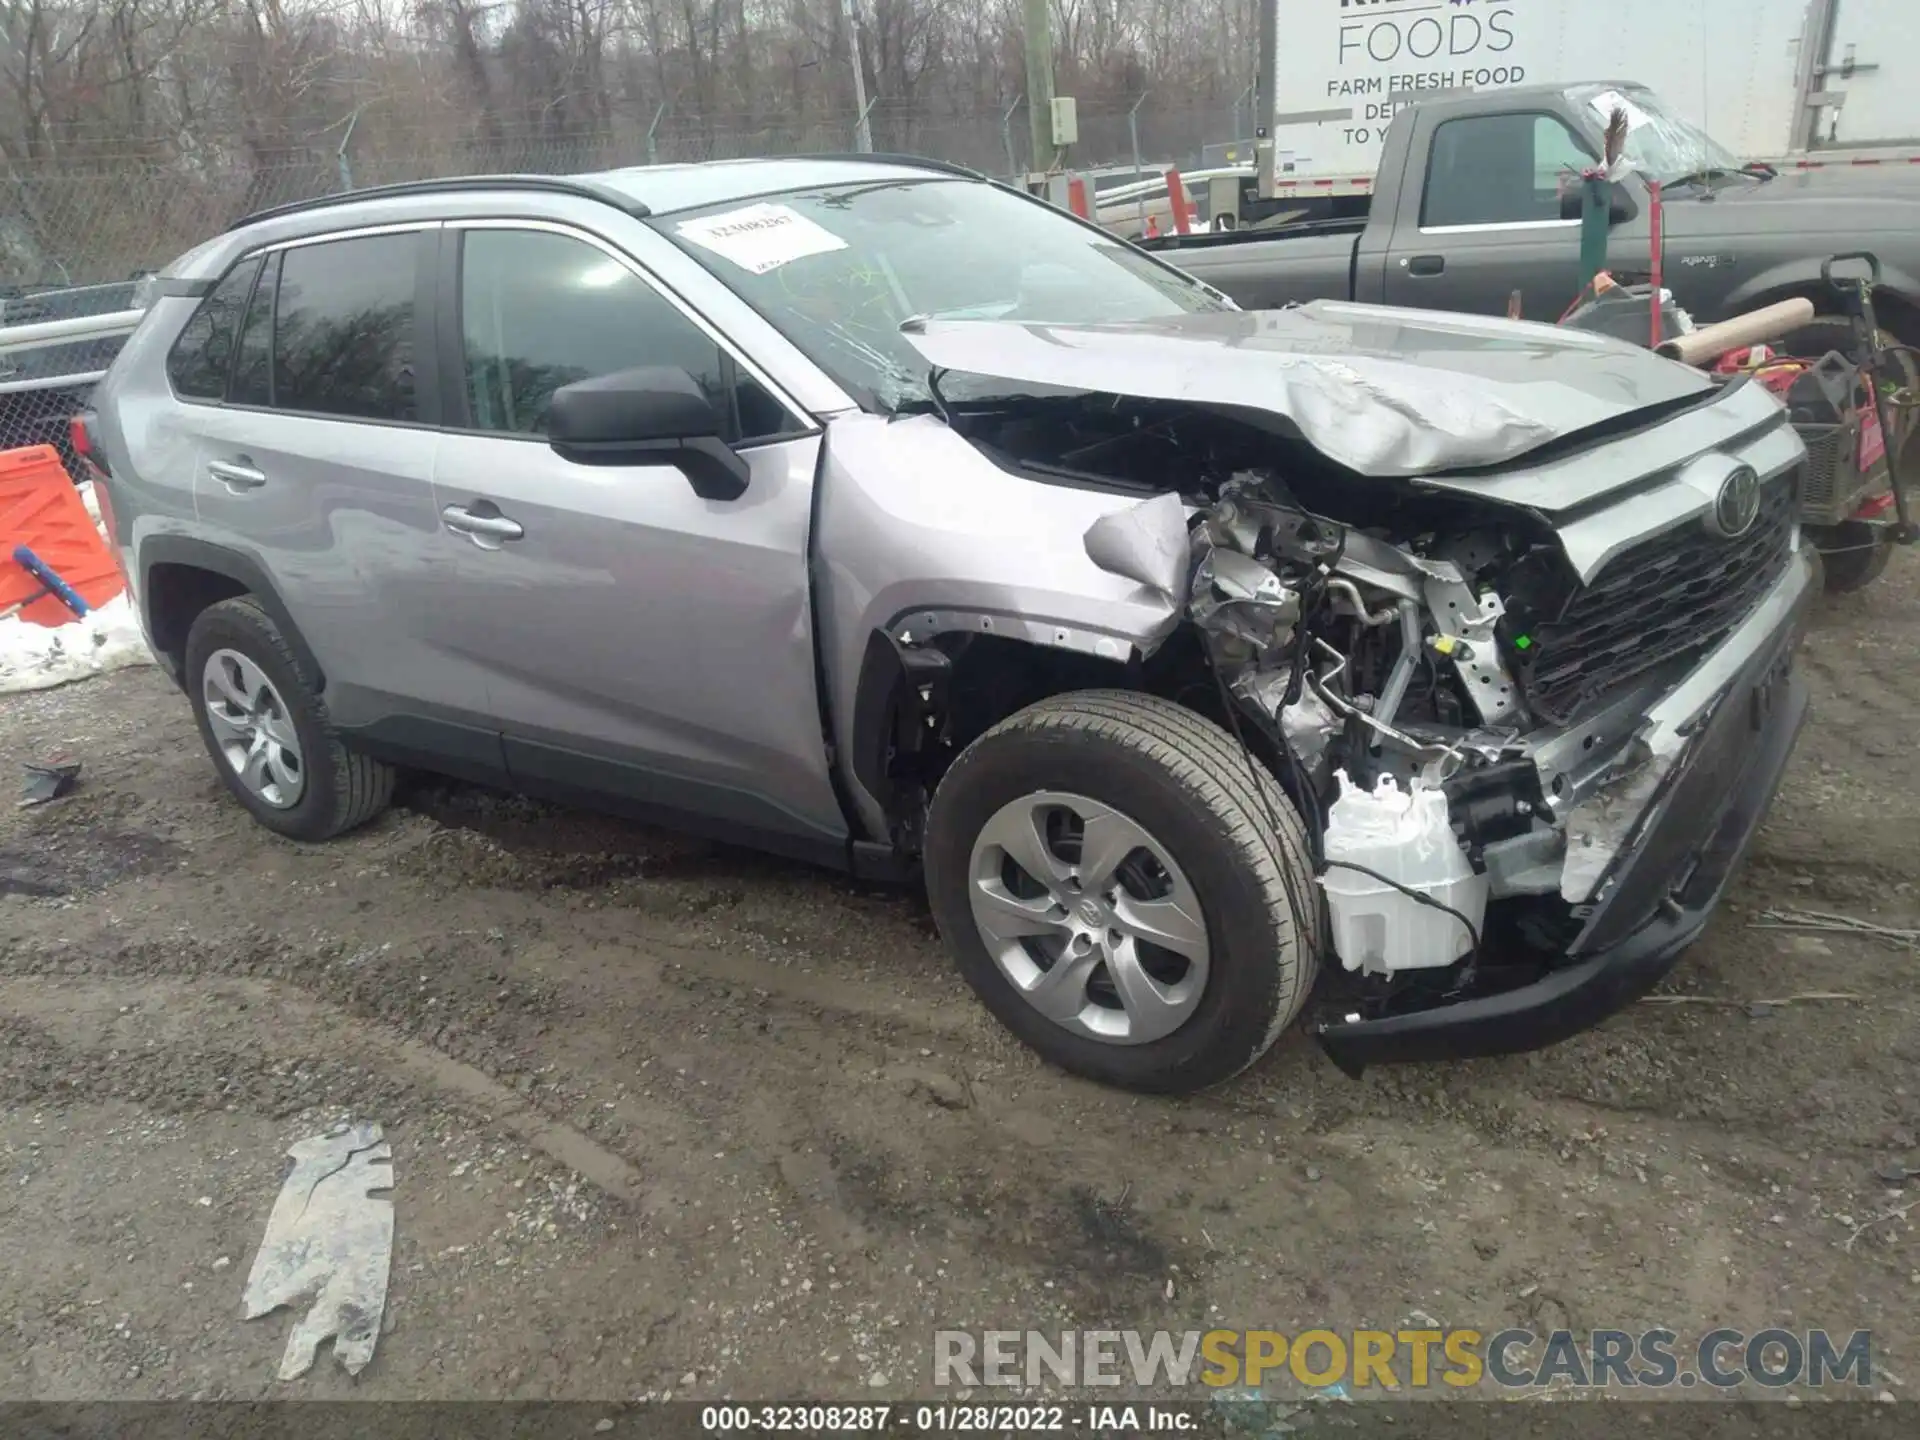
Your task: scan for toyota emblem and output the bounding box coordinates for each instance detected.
[1707,465,1761,539]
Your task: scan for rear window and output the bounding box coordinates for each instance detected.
[165,257,261,399]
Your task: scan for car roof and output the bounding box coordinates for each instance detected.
[228,155,977,233]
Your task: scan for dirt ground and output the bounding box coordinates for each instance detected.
[1,557,1917,1410]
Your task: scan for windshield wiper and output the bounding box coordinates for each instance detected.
[1663,167,1732,190]
[1664,164,1768,191]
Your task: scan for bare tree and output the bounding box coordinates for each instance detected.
[1,0,1257,281]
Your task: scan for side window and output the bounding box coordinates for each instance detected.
[457,228,799,443]
[273,233,420,422]
[1421,114,1596,229]
[230,252,279,408]
[1532,117,1593,194]
[165,257,261,400]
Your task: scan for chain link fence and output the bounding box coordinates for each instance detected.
[0,96,1242,479]
[2,97,1242,289]
[0,280,144,466]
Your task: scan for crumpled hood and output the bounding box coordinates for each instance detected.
[899,301,1714,477]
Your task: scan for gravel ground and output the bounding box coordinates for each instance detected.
[1,556,1917,1407]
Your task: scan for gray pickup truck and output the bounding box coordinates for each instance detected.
[1148,81,1920,351]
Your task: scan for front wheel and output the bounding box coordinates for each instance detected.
[923,691,1321,1094]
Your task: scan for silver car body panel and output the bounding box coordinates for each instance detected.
[897,301,1714,477]
[1549,546,1815,903]
[431,424,847,846]
[189,399,455,725]
[812,412,1190,837]
[94,161,1806,899]
[150,188,861,422]
[114,197,858,847]
[1417,373,1794,509]
[1546,416,1802,582]
[86,292,224,617]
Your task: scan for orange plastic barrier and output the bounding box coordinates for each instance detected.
[0,445,124,626]
[1164,168,1193,234]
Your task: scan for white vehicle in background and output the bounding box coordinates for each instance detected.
[1250,0,1920,211]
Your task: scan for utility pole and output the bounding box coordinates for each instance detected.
[844,0,874,152]
[1255,0,1277,200]
[1023,0,1055,172]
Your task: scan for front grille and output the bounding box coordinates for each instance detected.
[1512,474,1797,725]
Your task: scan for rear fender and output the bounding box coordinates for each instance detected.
[138,534,324,690]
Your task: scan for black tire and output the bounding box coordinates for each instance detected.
[184,596,394,841]
[1780,315,1876,362]
[1808,520,1895,595]
[923,690,1320,1094]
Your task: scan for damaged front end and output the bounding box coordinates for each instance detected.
[883,312,1815,1071]
[1048,394,1814,1073]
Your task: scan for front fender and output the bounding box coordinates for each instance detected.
[814,412,1184,839]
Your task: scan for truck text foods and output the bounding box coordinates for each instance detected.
[1270,0,1892,190]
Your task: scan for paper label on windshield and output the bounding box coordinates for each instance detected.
[675,203,847,275]
[1587,89,1653,133]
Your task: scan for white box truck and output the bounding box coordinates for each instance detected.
[1256,0,1920,200]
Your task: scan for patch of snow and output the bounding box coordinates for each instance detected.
[0,594,153,694]
[1,480,155,693]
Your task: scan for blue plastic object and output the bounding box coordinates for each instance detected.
[9,544,91,619]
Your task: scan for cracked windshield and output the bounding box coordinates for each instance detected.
[1571,83,1750,186]
[660,179,1229,409]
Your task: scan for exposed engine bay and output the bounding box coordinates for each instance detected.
[942,391,1794,1000]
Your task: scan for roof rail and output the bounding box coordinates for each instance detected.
[228,174,649,232]
[797,153,988,181]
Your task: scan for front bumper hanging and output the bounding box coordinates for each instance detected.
[1316,548,1817,1075]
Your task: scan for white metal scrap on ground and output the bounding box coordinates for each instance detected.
[242,1122,396,1380]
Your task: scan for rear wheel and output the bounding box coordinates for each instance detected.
[923,690,1320,1094]
[185,596,394,841]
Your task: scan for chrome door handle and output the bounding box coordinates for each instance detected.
[442,503,524,549]
[207,460,267,492]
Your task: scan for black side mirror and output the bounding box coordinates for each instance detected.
[1560,179,1639,226]
[547,366,750,502]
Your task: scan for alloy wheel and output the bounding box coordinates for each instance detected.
[965,791,1210,1045]
[202,648,305,809]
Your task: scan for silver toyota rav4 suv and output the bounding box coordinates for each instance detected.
[84,156,1815,1093]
